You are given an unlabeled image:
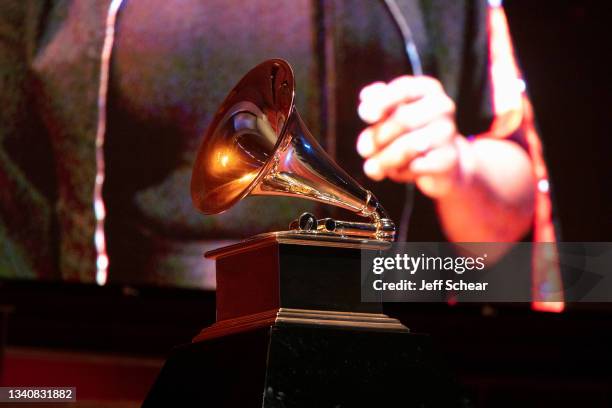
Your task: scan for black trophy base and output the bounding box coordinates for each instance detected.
[143,324,465,407]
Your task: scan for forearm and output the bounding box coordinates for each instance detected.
[436,136,535,242]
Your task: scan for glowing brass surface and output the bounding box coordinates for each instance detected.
[191,59,396,241]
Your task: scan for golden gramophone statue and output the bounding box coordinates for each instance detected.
[145,60,453,407]
[190,59,406,342]
[191,59,395,243]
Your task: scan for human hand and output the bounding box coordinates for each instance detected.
[356,76,472,198]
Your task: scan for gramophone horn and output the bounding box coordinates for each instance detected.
[191,59,395,241]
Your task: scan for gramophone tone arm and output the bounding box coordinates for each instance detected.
[290,212,395,241]
[359,192,396,240]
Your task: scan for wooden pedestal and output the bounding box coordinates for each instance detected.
[194,232,407,341]
[144,233,464,407]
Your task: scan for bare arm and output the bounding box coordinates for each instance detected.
[356,76,535,242]
[435,136,535,242]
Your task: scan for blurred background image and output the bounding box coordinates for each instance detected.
[1,0,611,406]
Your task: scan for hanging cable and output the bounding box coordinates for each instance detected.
[382,0,424,240]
